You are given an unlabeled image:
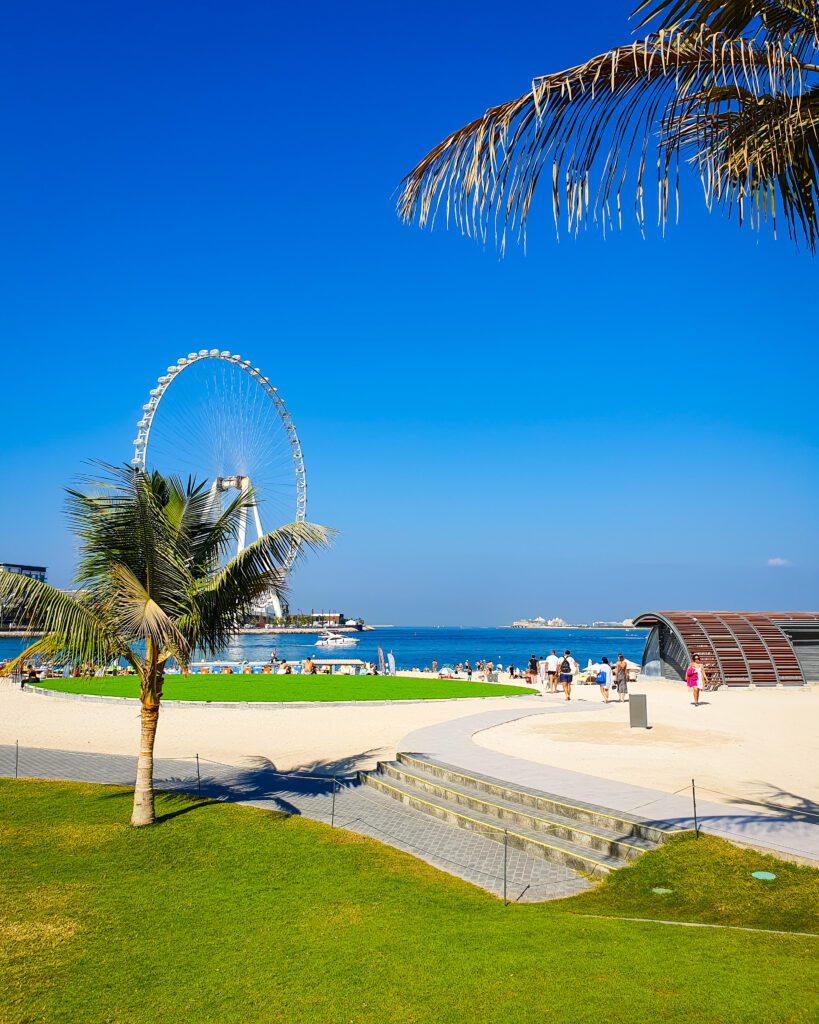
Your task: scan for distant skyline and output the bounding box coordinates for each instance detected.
[2,0,817,624]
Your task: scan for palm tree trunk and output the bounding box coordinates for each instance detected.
[131,703,160,826]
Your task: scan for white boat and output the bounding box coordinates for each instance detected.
[315,630,359,648]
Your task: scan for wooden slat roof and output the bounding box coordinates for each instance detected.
[632,611,819,686]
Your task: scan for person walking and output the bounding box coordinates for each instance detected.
[546,649,559,693]
[685,654,707,706]
[558,650,578,700]
[613,653,629,702]
[537,653,548,693]
[596,656,613,702]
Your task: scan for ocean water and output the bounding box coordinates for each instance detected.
[0,626,647,672]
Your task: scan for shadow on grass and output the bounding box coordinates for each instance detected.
[154,797,225,823]
[146,750,381,819]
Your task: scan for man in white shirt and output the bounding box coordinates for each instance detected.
[545,649,560,693]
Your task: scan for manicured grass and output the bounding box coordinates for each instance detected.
[29,674,532,702]
[1,780,817,1024]
[572,832,819,934]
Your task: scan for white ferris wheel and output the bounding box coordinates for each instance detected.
[132,348,307,618]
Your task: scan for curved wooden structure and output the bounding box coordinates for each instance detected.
[633,611,819,687]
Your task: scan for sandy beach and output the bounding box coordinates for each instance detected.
[473,677,819,812]
[0,679,542,773]
[3,675,816,814]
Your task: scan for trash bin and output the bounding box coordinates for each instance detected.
[629,693,648,729]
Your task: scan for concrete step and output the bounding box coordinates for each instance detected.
[378,760,655,863]
[361,768,630,877]
[397,752,678,845]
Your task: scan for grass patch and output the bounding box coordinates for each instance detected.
[1,779,817,1024]
[29,674,532,702]
[570,833,819,934]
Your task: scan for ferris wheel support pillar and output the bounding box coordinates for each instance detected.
[206,479,221,521]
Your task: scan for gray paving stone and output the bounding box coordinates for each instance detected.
[399,706,819,863]
[0,744,591,903]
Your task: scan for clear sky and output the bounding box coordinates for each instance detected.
[1,0,817,624]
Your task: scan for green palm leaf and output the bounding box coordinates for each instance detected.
[2,463,331,826]
[0,573,129,673]
[398,16,819,248]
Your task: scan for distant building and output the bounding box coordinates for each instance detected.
[0,563,48,628]
[310,611,344,626]
[511,616,569,628]
[592,619,636,629]
[0,563,47,583]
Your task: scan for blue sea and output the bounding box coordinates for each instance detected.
[0,626,647,672]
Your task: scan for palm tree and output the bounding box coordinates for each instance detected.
[0,465,329,826]
[399,1,819,250]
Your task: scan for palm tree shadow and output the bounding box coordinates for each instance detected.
[155,797,223,823]
[729,784,819,825]
[154,749,383,816]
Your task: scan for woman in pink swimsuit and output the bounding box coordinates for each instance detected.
[685,654,707,706]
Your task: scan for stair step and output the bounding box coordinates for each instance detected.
[378,761,654,862]
[361,770,629,877]
[398,752,677,845]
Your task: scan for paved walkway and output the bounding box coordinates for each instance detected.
[399,707,819,863]
[0,743,590,903]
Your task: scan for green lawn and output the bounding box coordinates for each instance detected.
[29,674,532,701]
[1,780,817,1024]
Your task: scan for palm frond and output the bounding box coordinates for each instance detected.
[189,522,331,655]
[0,572,127,673]
[635,0,819,56]
[106,563,191,665]
[186,485,261,573]
[66,465,191,612]
[673,82,819,243]
[398,24,816,248]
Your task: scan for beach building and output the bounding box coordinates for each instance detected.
[634,610,819,687]
[0,562,47,583]
[0,563,48,628]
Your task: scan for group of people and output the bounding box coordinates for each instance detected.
[590,654,631,703]
[522,650,629,702]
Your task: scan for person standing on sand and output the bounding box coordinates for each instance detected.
[538,653,547,691]
[545,649,559,692]
[527,654,538,686]
[465,659,473,682]
[597,656,613,702]
[558,650,578,700]
[613,653,629,702]
[686,654,707,706]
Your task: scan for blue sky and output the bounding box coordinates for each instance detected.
[1,0,817,624]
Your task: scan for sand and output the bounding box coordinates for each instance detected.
[3,675,816,814]
[473,677,819,812]
[0,680,543,774]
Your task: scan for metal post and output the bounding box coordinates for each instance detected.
[331,776,338,828]
[692,778,699,838]
[15,740,19,779]
[503,829,508,906]
[196,753,201,797]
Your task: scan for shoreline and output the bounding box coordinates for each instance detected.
[0,624,377,638]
